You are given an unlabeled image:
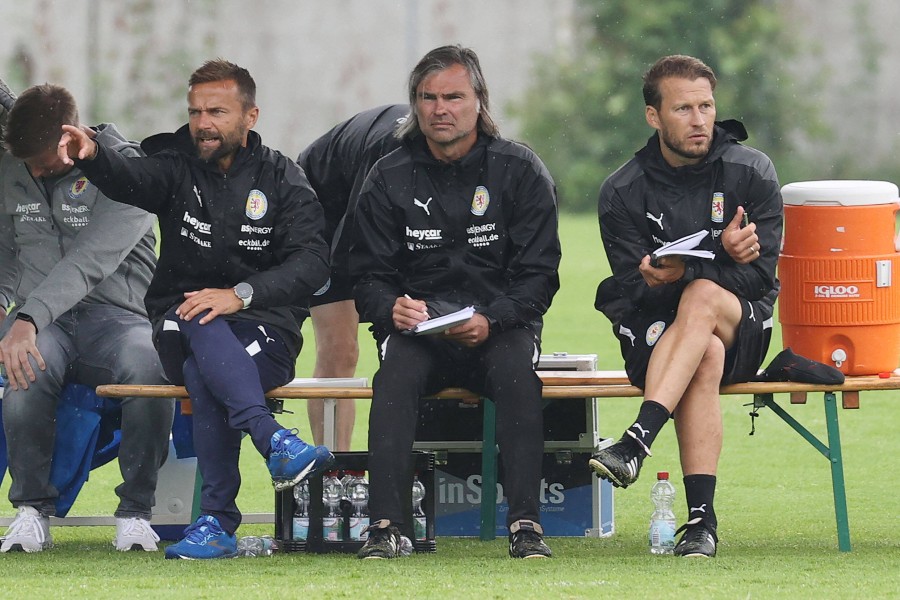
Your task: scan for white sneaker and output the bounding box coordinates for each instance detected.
[0,506,52,553]
[113,517,160,552]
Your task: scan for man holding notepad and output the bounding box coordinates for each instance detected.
[350,45,561,560]
[591,55,783,558]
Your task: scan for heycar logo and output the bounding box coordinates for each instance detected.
[814,284,860,299]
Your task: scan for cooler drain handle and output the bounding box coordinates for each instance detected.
[831,349,847,368]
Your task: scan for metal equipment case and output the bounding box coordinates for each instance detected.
[413,353,614,537]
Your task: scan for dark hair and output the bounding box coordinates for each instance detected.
[188,59,257,110]
[396,44,499,140]
[3,83,79,158]
[642,55,717,109]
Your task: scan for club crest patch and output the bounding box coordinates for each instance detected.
[471,185,489,216]
[711,192,724,224]
[645,321,666,347]
[246,189,268,220]
[69,177,90,199]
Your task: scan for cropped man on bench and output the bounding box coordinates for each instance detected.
[590,55,783,558]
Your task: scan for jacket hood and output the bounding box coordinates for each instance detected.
[93,123,142,156]
[636,119,749,179]
[404,132,492,168]
[140,124,263,163]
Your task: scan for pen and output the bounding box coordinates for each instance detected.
[404,294,429,318]
[742,212,750,228]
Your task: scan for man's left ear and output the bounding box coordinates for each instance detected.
[245,106,260,129]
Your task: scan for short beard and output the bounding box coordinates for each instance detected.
[193,128,245,164]
[661,132,710,163]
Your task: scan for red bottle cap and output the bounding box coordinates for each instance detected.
[657,471,669,480]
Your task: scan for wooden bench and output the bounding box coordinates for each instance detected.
[96,370,900,551]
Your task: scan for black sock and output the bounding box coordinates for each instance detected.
[623,400,670,454]
[683,474,717,528]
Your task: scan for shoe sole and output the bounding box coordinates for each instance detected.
[0,543,48,553]
[588,458,629,488]
[115,543,158,552]
[272,453,335,492]
[164,551,240,560]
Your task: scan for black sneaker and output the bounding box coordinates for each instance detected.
[508,520,552,559]
[673,518,718,558]
[357,519,403,560]
[588,434,646,488]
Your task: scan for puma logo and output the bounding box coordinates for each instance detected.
[631,422,650,438]
[747,301,756,322]
[619,325,636,347]
[690,503,708,514]
[193,185,203,206]
[257,325,275,343]
[414,197,433,216]
[646,212,664,230]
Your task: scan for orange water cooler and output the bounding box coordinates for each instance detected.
[779,180,900,375]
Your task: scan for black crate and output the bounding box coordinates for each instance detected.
[274,451,437,554]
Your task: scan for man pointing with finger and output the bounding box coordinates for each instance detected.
[591,55,783,558]
[57,59,334,560]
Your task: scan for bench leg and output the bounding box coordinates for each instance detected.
[764,392,851,552]
[480,397,498,541]
[823,391,851,552]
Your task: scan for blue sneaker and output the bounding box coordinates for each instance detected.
[164,515,238,560]
[268,428,334,491]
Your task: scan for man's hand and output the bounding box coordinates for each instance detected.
[639,254,686,287]
[58,124,97,166]
[722,207,760,265]
[0,318,46,391]
[444,313,490,348]
[393,295,430,331]
[176,288,244,325]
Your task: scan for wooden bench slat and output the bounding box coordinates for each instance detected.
[95,373,900,400]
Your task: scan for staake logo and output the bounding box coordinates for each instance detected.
[814,284,860,299]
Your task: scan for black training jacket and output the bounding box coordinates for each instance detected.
[595,120,782,326]
[76,126,329,357]
[351,134,561,339]
[298,104,407,275]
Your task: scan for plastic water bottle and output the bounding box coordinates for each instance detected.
[322,471,344,541]
[345,470,369,541]
[236,535,278,557]
[292,480,310,541]
[398,534,413,557]
[649,471,677,555]
[411,474,427,541]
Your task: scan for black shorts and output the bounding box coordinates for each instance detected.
[308,267,354,308]
[614,298,772,389]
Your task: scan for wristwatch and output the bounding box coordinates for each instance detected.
[233,282,253,309]
[15,312,38,333]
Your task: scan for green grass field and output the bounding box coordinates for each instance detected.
[2,214,899,598]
